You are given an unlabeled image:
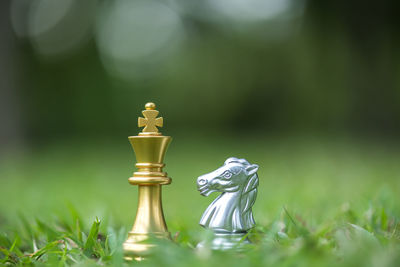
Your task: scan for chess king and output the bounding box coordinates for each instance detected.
[123,102,172,260]
[197,157,259,250]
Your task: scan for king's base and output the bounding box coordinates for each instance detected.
[197,232,252,251]
[123,232,171,260]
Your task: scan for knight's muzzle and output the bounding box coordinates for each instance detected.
[197,178,207,186]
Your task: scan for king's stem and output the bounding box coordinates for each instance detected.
[131,185,169,234]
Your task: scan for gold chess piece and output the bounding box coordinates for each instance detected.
[123,102,172,260]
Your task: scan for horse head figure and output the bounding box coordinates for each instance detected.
[197,157,259,233]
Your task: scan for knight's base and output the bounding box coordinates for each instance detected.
[197,232,252,251]
[123,232,171,260]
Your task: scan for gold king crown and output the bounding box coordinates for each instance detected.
[123,102,172,260]
[128,102,171,185]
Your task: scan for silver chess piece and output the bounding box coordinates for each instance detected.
[197,157,259,250]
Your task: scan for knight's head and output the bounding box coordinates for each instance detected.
[197,157,259,196]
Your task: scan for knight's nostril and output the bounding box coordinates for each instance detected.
[198,179,207,186]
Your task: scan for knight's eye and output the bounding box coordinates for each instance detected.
[222,171,232,178]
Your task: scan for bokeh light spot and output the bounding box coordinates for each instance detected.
[95,0,184,80]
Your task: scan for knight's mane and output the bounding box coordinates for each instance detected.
[225,158,259,230]
[240,172,258,229]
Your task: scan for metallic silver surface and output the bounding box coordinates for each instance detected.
[197,157,259,250]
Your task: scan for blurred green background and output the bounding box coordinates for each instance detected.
[0,0,400,266]
[1,0,400,142]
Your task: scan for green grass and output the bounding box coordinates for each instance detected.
[0,135,400,266]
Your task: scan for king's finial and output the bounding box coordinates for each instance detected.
[138,102,163,135]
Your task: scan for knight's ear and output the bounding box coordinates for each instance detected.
[245,164,259,175]
[224,157,239,165]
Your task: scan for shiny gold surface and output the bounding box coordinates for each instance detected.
[129,136,171,166]
[138,102,163,135]
[123,103,172,260]
[144,102,156,110]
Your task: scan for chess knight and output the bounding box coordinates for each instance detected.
[197,157,259,250]
[123,102,172,260]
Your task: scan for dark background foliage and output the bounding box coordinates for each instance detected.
[0,0,399,148]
